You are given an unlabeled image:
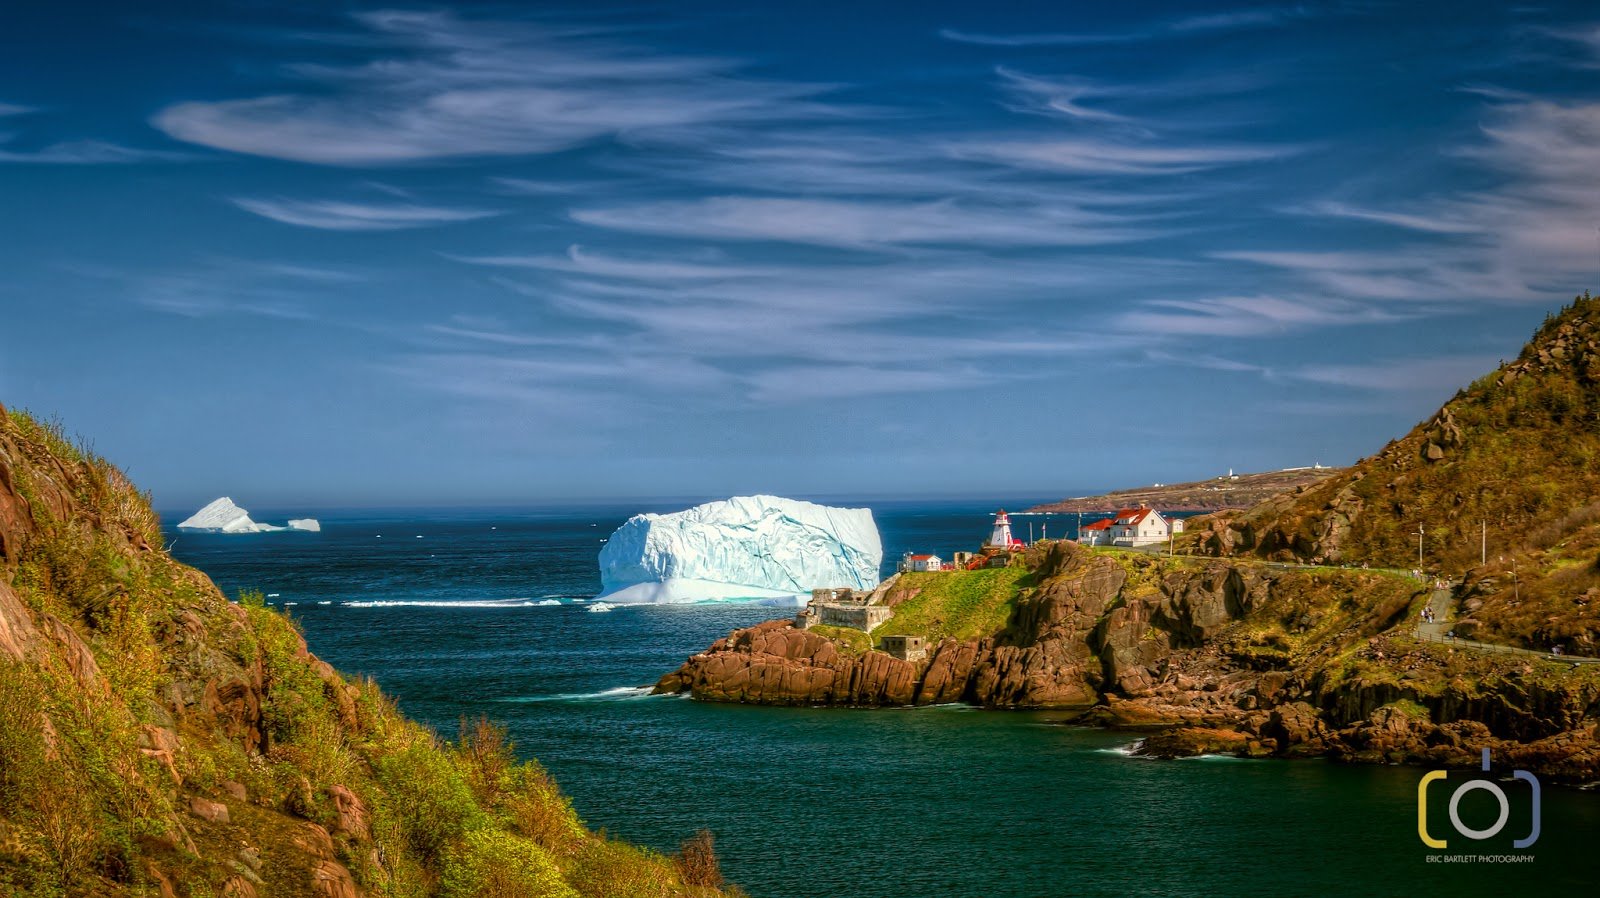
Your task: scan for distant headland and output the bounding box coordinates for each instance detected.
[1025,466,1346,514]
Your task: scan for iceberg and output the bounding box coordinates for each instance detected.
[176,497,278,533]
[175,497,315,534]
[597,495,881,605]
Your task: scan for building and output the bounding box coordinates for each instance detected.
[1077,506,1184,548]
[879,635,927,663]
[795,587,892,632]
[901,553,943,572]
[1077,518,1114,546]
[985,509,1026,550]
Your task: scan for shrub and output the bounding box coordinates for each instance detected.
[440,829,576,898]
[457,715,513,807]
[674,830,722,890]
[501,763,584,853]
[567,840,678,898]
[373,743,485,866]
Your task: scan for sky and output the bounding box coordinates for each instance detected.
[2,1,1599,510]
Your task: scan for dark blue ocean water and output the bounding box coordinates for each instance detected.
[165,502,1598,896]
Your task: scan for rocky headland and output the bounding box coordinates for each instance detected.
[659,295,1600,781]
[1024,467,1345,515]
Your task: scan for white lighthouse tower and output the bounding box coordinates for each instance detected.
[987,509,1017,548]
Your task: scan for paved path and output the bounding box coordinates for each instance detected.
[1414,585,1599,664]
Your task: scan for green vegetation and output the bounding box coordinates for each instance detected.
[1197,293,1600,653]
[874,567,1033,643]
[807,624,871,656]
[0,406,741,898]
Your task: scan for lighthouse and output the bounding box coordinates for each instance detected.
[987,509,1018,548]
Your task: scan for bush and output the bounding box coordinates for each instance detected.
[501,763,584,853]
[440,829,576,898]
[373,743,485,866]
[674,830,722,890]
[567,840,679,898]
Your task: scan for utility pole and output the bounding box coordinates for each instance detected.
[1417,526,1425,574]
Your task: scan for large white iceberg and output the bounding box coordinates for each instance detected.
[176,497,315,534]
[597,495,881,605]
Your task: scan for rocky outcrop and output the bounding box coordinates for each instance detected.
[659,534,1600,779]
[664,545,1281,711]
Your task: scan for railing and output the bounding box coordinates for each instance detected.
[1414,630,1600,664]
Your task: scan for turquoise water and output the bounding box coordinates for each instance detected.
[166,504,1598,895]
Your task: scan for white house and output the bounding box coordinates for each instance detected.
[902,553,943,572]
[1078,507,1183,548]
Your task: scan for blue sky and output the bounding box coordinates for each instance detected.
[2,1,1599,510]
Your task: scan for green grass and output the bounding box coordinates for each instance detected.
[807,625,871,656]
[873,568,1032,643]
[0,405,744,898]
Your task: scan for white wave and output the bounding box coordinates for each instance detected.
[537,599,561,606]
[497,686,656,703]
[341,598,542,608]
[1097,740,1145,756]
[586,601,617,613]
[317,601,331,605]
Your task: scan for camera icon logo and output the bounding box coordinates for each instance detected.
[1418,748,1540,849]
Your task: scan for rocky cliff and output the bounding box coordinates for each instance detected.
[656,543,1600,780]
[0,406,740,898]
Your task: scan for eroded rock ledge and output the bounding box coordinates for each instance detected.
[655,542,1600,779]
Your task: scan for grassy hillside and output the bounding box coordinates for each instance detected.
[0,406,740,898]
[872,567,1034,644]
[1185,292,1600,653]
[1190,292,1600,571]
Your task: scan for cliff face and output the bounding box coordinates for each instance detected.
[0,406,739,898]
[656,542,1600,779]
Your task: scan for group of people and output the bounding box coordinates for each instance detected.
[1419,605,1438,625]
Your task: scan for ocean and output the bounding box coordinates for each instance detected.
[165,502,1597,896]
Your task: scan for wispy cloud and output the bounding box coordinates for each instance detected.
[0,137,187,164]
[0,102,33,117]
[231,196,501,230]
[948,136,1294,176]
[1115,294,1405,337]
[67,257,367,319]
[1290,354,1504,392]
[570,195,1164,249]
[940,7,1310,47]
[1293,200,1481,234]
[152,9,834,165]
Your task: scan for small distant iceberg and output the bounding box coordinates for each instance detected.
[586,602,616,613]
[176,497,318,534]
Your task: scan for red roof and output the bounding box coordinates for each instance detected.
[1114,507,1158,525]
[1081,519,1113,531]
[907,554,938,561]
